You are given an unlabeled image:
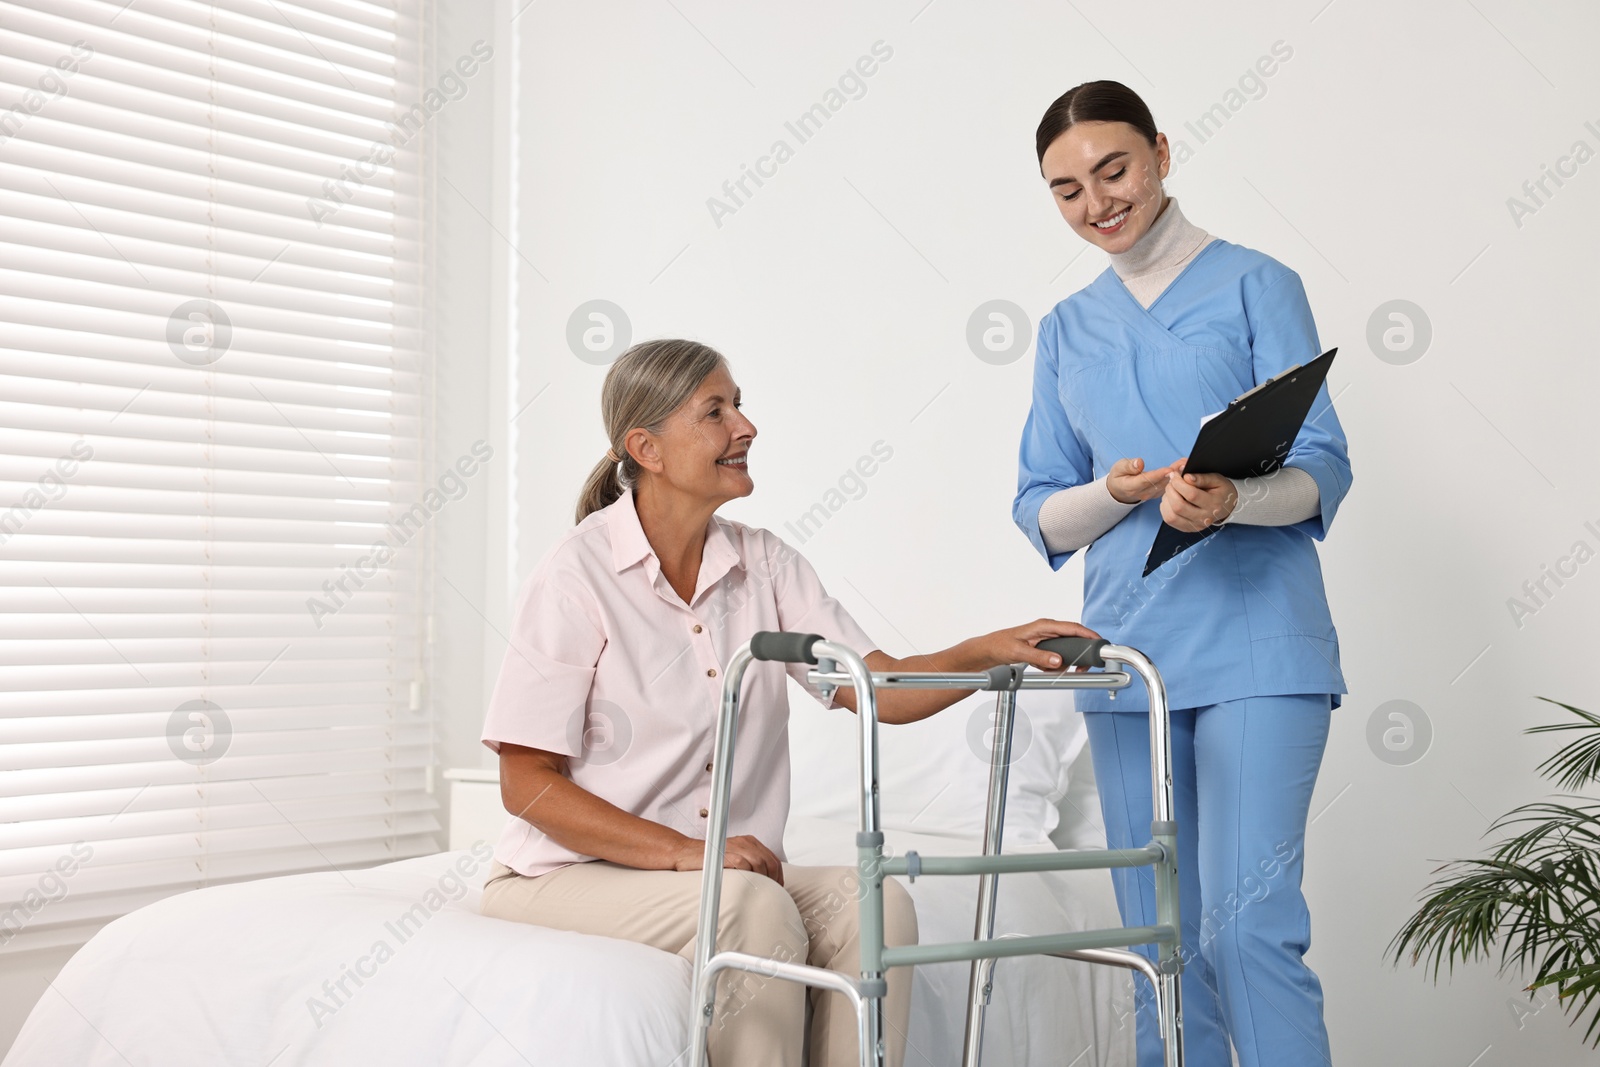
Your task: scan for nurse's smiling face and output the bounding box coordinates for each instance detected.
[629,364,757,509]
[1040,120,1171,254]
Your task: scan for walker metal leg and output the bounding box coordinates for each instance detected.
[1125,646,1184,1067]
[688,645,758,1067]
[1158,971,1183,1067]
[961,689,1017,1067]
[850,645,889,1067]
[863,996,884,1067]
[691,639,891,1067]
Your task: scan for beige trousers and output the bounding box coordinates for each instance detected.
[480,859,919,1067]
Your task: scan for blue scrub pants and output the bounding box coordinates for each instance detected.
[1084,694,1333,1067]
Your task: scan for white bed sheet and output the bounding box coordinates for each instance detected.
[7,834,1133,1067]
[3,850,691,1067]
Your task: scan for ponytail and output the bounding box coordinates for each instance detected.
[574,452,627,525]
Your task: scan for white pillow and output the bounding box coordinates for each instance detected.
[787,675,1089,846]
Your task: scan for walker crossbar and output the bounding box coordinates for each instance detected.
[883,845,1167,877]
[688,635,1185,1067]
[882,924,1174,968]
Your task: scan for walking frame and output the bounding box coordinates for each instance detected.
[688,632,1184,1067]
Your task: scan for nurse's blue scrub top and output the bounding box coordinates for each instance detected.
[1013,239,1351,713]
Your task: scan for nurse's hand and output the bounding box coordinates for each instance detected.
[672,833,785,885]
[1107,457,1182,504]
[1160,458,1238,532]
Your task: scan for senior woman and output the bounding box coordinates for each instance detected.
[477,338,1097,1067]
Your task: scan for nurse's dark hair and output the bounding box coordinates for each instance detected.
[575,338,729,524]
[1035,80,1159,166]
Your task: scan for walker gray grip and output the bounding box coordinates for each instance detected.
[750,631,824,664]
[1036,636,1107,669]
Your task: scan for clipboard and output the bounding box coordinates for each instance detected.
[1142,347,1338,577]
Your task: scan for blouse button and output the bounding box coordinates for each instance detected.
[699,808,709,818]
[706,668,718,678]
[692,624,703,634]
[705,762,713,772]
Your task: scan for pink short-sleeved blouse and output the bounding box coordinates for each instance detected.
[480,487,879,877]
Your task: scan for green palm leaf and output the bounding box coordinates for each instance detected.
[1529,698,1600,791]
[1389,699,1600,1048]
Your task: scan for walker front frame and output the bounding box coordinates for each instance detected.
[687,633,1184,1067]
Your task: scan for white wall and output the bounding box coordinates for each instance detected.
[489,1,1600,1063]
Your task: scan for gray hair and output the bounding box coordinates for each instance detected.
[574,338,729,524]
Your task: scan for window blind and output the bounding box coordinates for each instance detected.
[0,0,438,956]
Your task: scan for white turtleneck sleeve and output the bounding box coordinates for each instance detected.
[1221,466,1320,526]
[1038,476,1136,553]
[1036,196,1319,556]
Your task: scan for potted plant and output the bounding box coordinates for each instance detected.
[1389,699,1600,1047]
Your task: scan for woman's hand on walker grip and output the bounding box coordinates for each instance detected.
[1107,456,1182,504]
[834,623,1104,724]
[973,619,1102,672]
[673,833,785,885]
[1159,457,1238,532]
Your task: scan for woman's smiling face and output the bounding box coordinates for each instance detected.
[636,364,756,507]
[1040,119,1170,254]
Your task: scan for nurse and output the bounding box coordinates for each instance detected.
[1012,81,1351,1067]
